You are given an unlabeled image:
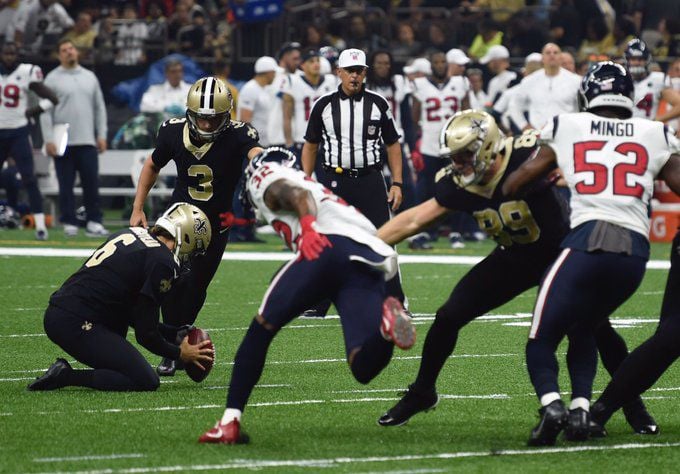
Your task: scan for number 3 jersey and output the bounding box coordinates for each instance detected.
[540,112,680,237]
[152,118,261,220]
[247,163,397,276]
[434,132,570,254]
[0,63,43,130]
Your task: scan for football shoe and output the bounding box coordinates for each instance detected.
[564,408,590,441]
[381,297,416,350]
[378,384,439,426]
[199,418,250,445]
[623,401,659,435]
[528,399,568,446]
[27,358,72,391]
[157,357,185,376]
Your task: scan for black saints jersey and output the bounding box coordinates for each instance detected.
[434,131,570,254]
[152,118,260,220]
[49,228,180,329]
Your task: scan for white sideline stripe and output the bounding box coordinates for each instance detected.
[28,442,680,473]
[34,454,145,463]
[0,247,672,269]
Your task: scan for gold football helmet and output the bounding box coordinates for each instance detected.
[186,77,232,142]
[155,202,211,261]
[438,109,504,187]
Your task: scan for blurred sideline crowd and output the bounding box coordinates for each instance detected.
[1,0,680,243]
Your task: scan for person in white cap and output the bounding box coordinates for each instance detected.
[445,48,470,78]
[265,42,301,147]
[282,49,336,155]
[403,57,431,83]
[301,47,409,313]
[480,45,517,106]
[508,42,581,131]
[238,56,277,146]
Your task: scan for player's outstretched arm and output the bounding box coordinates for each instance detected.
[377,198,448,245]
[659,154,680,196]
[502,146,556,197]
[130,157,161,227]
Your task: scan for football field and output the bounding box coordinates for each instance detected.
[2,229,680,473]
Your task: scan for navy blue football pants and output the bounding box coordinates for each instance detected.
[0,126,43,214]
[527,248,646,400]
[225,235,395,411]
[54,145,102,225]
[43,305,159,391]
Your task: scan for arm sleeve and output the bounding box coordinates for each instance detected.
[380,99,401,145]
[150,122,173,168]
[93,75,107,140]
[133,295,181,359]
[237,123,261,156]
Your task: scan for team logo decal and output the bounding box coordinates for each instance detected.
[160,278,172,293]
[247,126,258,140]
[194,218,208,235]
[367,125,376,135]
[81,321,93,331]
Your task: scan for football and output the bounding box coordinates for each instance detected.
[185,327,214,383]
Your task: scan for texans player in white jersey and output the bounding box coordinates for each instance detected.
[504,62,680,446]
[366,50,416,209]
[411,51,470,237]
[625,38,680,123]
[0,42,58,240]
[282,49,336,157]
[198,148,416,444]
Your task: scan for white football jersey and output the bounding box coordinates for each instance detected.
[631,71,667,120]
[412,76,469,156]
[237,79,273,146]
[369,75,412,143]
[265,69,292,145]
[282,74,336,143]
[0,63,43,129]
[247,162,396,277]
[540,112,680,237]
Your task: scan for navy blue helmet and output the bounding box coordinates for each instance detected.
[241,147,298,208]
[578,61,634,118]
[624,38,651,80]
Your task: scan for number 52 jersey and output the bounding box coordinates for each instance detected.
[151,118,261,220]
[540,113,680,237]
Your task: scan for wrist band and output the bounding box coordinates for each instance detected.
[391,182,403,188]
[38,98,54,111]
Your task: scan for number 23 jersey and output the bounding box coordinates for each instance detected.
[152,118,261,219]
[434,131,570,253]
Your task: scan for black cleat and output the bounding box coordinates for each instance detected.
[378,385,439,426]
[564,408,590,441]
[623,401,659,435]
[589,418,608,438]
[157,357,185,376]
[528,400,568,446]
[27,358,72,391]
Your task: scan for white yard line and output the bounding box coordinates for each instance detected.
[0,247,672,269]
[33,454,145,463]
[28,442,680,473]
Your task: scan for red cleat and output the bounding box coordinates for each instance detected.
[198,418,250,445]
[381,297,416,350]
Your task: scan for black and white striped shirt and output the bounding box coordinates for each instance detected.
[304,85,401,169]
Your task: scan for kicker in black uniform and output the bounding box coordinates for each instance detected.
[28,203,214,392]
[130,77,263,375]
[375,110,656,434]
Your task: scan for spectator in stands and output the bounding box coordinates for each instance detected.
[508,42,580,131]
[115,4,149,65]
[93,11,117,64]
[213,59,239,121]
[0,0,20,36]
[608,15,637,59]
[345,13,387,52]
[144,1,168,62]
[178,9,206,55]
[40,39,109,238]
[62,12,97,63]
[140,59,191,116]
[654,18,680,59]
[7,0,74,56]
[549,0,582,50]
[577,16,614,61]
[468,19,503,61]
[391,22,423,63]
[560,51,576,72]
[480,45,517,106]
[423,22,456,54]
[167,1,191,51]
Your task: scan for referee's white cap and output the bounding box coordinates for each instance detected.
[338,48,368,68]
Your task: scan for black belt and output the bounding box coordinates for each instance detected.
[323,164,380,178]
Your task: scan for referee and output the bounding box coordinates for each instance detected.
[301,47,406,309]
